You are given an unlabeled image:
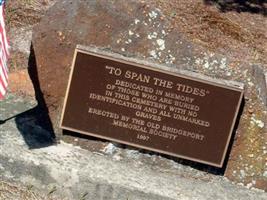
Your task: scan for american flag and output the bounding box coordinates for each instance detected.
[0,0,9,100]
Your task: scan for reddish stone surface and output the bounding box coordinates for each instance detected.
[8,69,35,97]
[32,0,195,132]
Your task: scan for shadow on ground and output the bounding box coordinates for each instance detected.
[14,45,55,149]
[14,106,55,149]
[204,0,267,15]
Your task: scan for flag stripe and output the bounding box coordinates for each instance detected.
[0,73,7,95]
[0,6,8,58]
[0,0,9,100]
[0,46,7,72]
[0,88,4,99]
[0,62,7,98]
[0,67,7,87]
[0,1,9,100]
[0,25,8,64]
[0,74,6,90]
[0,84,6,97]
[0,54,7,84]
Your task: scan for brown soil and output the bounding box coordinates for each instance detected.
[5,0,54,30]
[8,69,35,96]
[147,0,267,66]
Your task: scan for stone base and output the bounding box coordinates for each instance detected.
[0,94,267,200]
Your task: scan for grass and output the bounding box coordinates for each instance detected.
[0,180,58,200]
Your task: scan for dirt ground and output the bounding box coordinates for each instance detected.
[5,0,267,71]
[5,0,54,29]
[148,0,267,67]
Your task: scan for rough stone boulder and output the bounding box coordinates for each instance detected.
[32,0,267,190]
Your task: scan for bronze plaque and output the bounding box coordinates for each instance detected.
[60,48,243,167]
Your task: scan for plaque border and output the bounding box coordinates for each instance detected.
[60,47,244,168]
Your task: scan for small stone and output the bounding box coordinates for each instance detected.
[156,39,165,50]
[125,39,132,44]
[204,62,209,69]
[149,50,158,59]
[248,107,254,114]
[237,183,244,186]
[134,19,140,24]
[248,81,254,86]
[226,71,232,76]
[240,169,246,178]
[248,154,254,158]
[219,58,227,69]
[148,10,158,19]
[251,117,265,128]
[113,154,122,161]
[147,32,157,39]
[57,31,63,36]
[102,143,116,154]
[128,30,134,36]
